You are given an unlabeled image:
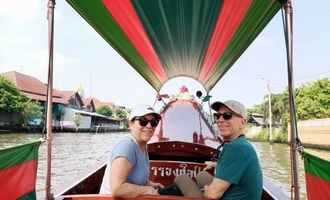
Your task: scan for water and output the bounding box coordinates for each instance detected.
[1,133,330,199]
[0,133,128,199]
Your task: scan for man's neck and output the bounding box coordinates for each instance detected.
[223,133,243,142]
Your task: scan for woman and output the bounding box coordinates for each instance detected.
[99,105,164,197]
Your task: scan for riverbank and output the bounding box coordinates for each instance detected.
[247,128,330,151]
[0,126,129,134]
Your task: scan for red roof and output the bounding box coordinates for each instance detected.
[1,71,118,107]
[85,97,114,109]
[60,90,76,102]
[1,71,67,104]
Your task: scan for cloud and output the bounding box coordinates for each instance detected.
[28,50,80,83]
[0,49,80,90]
[0,0,42,23]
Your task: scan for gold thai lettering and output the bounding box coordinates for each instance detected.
[150,165,203,177]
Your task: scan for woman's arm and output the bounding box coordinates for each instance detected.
[111,157,158,198]
[147,180,164,189]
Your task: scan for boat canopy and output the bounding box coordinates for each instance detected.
[66,0,285,92]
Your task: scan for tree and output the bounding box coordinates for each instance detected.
[0,76,25,113]
[247,104,263,116]
[249,78,330,133]
[96,105,113,117]
[73,113,82,131]
[0,76,43,126]
[115,107,128,120]
[21,100,43,126]
[296,78,330,120]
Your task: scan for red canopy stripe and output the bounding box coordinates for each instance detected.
[305,173,330,200]
[0,160,37,199]
[304,151,330,200]
[199,0,252,82]
[103,0,167,82]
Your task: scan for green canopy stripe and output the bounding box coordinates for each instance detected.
[132,0,223,79]
[304,152,330,182]
[66,0,163,90]
[18,191,37,200]
[65,0,284,92]
[103,0,167,82]
[199,0,253,82]
[0,140,41,199]
[0,140,41,169]
[203,0,282,90]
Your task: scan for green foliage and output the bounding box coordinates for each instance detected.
[249,78,330,133]
[252,128,287,143]
[296,78,330,120]
[73,114,82,127]
[252,128,269,141]
[0,76,43,125]
[21,100,43,125]
[115,108,127,119]
[247,104,263,116]
[96,105,113,117]
[0,76,26,113]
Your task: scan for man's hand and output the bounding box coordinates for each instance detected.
[204,161,216,171]
[148,180,164,190]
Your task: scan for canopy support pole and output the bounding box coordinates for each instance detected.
[283,1,300,199]
[46,0,56,199]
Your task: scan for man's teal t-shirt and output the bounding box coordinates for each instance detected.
[215,135,263,200]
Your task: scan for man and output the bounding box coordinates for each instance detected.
[204,100,263,199]
[175,100,263,199]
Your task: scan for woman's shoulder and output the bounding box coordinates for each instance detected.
[114,137,137,150]
[111,137,138,161]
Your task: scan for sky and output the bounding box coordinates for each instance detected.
[0,0,329,109]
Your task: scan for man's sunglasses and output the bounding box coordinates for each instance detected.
[134,117,160,128]
[213,112,235,120]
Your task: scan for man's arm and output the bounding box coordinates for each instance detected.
[111,157,158,198]
[203,177,231,199]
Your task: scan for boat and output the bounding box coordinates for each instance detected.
[56,96,288,200]
[42,0,306,199]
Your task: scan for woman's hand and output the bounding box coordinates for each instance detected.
[145,185,160,195]
[148,180,164,189]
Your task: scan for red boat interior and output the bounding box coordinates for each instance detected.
[58,100,287,199]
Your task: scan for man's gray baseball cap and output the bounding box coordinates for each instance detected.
[211,100,247,119]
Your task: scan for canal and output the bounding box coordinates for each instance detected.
[1,132,330,199]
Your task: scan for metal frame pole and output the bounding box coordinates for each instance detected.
[46,0,55,199]
[283,1,300,199]
[267,82,273,143]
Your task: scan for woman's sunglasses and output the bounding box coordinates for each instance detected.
[213,112,234,120]
[134,117,160,128]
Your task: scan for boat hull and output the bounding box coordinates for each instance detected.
[56,141,288,200]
